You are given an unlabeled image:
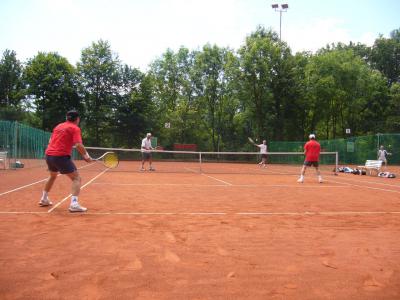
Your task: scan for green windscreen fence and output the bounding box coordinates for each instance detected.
[270,133,400,165]
[0,120,51,169]
[1,120,399,169]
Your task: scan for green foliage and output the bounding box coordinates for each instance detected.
[305,48,389,139]
[149,47,204,149]
[0,49,24,108]
[238,27,299,141]
[386,82,400,131]
[77,40,121,146]
[113,73,154,148]
[24,52,81,131]
[370,28,400,85]
[1,26,400,151]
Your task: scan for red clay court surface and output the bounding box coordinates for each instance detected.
[1,161,400,299]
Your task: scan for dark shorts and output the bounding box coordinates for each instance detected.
[142,152,152,160]
[304,161,319,167]
[261,154,267,159]
[46,155,77,174]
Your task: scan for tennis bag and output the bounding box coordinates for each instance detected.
[352,169,366,175]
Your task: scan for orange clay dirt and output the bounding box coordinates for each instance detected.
[0,162,400,299]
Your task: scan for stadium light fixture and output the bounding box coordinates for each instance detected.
[271,3,289,40]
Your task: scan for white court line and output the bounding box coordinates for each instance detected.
[184,167,199,173]
[47,168,109,213]
[329,175,400,189]
[0,178,49,197]
[201,174,233,186]
[2,210,400,216]
[84,212,226,215]
[92,182,351,188]
[182,212,227,215]
[328,179,400,194]
[0,162,97,198]
[237,211,400,216]
[0,211,48,214]
[84,212,177,215]
[93,182,228,187]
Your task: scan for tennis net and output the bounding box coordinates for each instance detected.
[84,147,339,175]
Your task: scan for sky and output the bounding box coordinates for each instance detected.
[0,0,399,71]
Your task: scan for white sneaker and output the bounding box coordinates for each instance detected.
[69,203,87,213]
[149,167,155,171]
[140,167,145,171]
[39,198,53,207]
[318,177,323,183]
[297,177,304,183]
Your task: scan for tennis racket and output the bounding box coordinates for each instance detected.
[93,152,119,168]
[248,137,257,145]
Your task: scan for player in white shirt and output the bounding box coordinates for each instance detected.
[255,140,268,168]
[140,133,155,171]
[377,145,391,169]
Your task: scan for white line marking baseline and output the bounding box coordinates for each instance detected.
[237,211,400,216]
[1,211,400,216]
[91,182,351,188]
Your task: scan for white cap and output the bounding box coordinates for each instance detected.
[309,134,316,139]
[146,133,152,137]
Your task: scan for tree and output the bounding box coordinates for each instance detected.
[0,49,25,120]
[305,48,388,138]
[193,44,235,151]
[149,47,202,149]
[78,40,120,146]
[370,29,400,86]
[284,51,312,140]
[386,82,400,131]
[112,65,153,148]
[24,52,80,130]
[237,27,296,141]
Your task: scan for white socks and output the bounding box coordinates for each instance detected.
[42,191,48,200]
[71,196,78,205]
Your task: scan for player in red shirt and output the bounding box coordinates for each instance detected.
[39,110,93,212]
[297,134,323,183]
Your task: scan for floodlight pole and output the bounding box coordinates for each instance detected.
[271,4,289,40]
[279,9,282,40]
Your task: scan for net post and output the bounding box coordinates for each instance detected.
[335,151,338,175]
[11,121,18,170]
[199,152,202,173]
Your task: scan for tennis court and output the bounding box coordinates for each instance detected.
[1,160,400,299]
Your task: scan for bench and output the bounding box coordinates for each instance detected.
[357,160,382,176]
[0,151,7,169]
